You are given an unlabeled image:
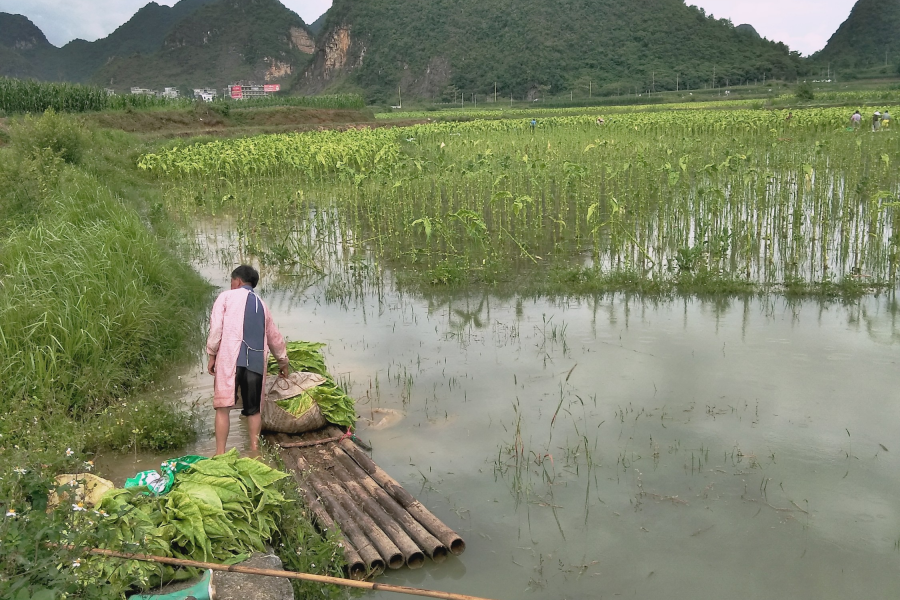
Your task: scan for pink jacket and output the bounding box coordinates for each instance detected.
[206,287,288,408]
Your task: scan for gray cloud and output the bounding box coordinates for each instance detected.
[0,0,856,55]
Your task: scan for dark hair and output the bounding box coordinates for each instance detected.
[231,265,260,288]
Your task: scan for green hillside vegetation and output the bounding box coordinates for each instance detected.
[812,0,900,75]
[309,0,802,102]
[92,0,315,92]
[0,2,215,82]
[58,0,218,83]
[0,13,55,79]
[308,12,328,36]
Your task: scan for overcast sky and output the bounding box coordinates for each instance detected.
[0,0,857,56]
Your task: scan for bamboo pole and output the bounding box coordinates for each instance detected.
[279,434,344,449]
[336,437,466,554]
[280,447,368,579]
[325,449,427,569]
[295,455,388,573]
[79,547,496,600]
[331,446,448,562]
[297,455,405,570]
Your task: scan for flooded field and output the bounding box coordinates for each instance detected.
[107,251,900,599]
[118,110,900,598]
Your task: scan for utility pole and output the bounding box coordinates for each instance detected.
[494,82,497,103]
[712,65,716,90]
[398,85,402,109]
[676,73,679,92]
[652,71,655,94]
[589,80,592,98]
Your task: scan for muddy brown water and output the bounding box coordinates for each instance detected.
[104,258,900,599]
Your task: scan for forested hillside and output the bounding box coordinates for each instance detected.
[0,0,314,92]
[813,0,900,72]
[92,0,315,91]
[304,0,802,102]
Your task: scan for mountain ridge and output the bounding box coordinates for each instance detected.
[301,0,803,102]
[3,0,899,100]
[813,0,900,71]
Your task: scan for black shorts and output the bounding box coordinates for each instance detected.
[235,367,263,416]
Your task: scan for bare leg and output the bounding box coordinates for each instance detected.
[214,407,231,455]
[247,413,262,452]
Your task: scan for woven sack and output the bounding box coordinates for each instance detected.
[261,371,328,434]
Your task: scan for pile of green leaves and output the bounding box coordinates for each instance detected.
[270,341,329,376]
[88,450,289,589]
[268,341,356,429]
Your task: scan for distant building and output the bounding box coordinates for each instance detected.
[193,88,218,102]
[160,87,180,99]
[130,87,156,96]
[104,88,116,96]
[226,83,281,100]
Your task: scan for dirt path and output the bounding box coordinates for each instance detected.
[83,106,426,138]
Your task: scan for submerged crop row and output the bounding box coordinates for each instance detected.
[143,106,900,294]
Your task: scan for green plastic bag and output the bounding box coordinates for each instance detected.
[124,455,207,496]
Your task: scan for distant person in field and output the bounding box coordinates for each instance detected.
[207,265,289,456]
[850,110,862,129]
[785,112,793,121]
[596,117,605,125]
[882,110,891,130]
[873,110,881,132]
[530,118,536,133]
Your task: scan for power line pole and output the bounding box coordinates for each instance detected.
[589,80,592,98]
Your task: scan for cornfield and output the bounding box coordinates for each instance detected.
[0,78,366,115]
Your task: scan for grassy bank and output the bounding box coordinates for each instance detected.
[0,112,346,600]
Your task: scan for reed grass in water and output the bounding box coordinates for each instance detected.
[143,106,900,296]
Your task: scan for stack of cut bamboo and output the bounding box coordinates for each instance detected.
[272,427,465,580]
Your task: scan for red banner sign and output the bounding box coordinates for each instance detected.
[263,84,281,92]
[230,85,243,99]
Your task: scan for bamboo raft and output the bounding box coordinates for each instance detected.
[268,426,465,580]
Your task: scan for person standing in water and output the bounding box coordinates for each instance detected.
[207,265,289,455]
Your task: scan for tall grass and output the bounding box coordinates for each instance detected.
[0,112,209,425]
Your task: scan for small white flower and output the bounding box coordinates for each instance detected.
[13,467,27,475]
[72,503,86,512]
[83,461,94,471]
[72,559,81,568]
[65,448,74,457]
[310,563,315,568]
[5,509,16,517]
